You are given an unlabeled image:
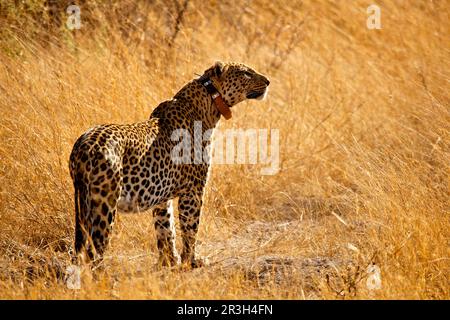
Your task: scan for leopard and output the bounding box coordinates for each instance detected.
[69,61,270,268]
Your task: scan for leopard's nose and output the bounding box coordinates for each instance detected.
[264,77,270,86]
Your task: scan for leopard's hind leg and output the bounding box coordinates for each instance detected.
[73,152,121,266]
[89,167,122,265]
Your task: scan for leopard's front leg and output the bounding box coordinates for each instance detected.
[178,192,206,268]
[153,200,180,267]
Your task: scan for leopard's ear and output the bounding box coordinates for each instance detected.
[214,61,225,78]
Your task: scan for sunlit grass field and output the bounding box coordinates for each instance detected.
[0,0,448,299]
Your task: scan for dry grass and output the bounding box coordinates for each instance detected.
[0,0,448,299]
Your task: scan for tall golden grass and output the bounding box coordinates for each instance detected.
[0,0,448,299]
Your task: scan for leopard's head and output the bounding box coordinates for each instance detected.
[206,61,270,106]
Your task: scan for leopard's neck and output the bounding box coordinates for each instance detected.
[173,79,222,130]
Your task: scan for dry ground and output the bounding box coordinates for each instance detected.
[0,0,448,299]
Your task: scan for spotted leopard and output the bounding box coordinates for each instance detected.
[69,61,270,268]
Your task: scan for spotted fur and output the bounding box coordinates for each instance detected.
[69,61,270,268]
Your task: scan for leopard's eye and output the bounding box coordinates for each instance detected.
[243,71,252,79]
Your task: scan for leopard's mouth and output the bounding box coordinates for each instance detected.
[246,87,268,100]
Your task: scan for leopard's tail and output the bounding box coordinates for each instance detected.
[72,174,94,264]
